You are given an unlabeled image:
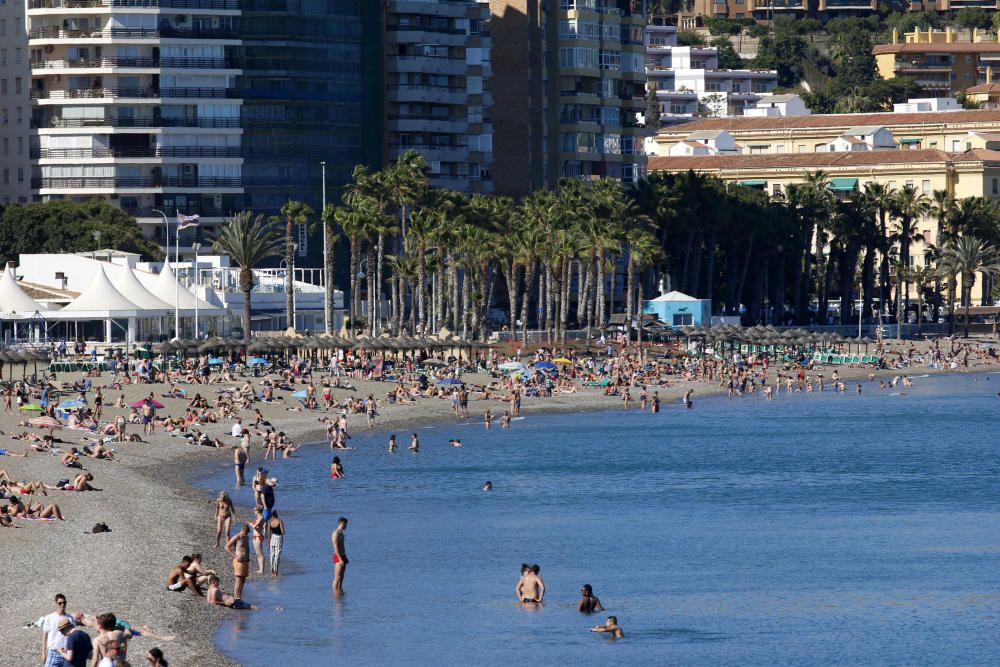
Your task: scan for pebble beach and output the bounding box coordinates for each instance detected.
[2,339,992,664]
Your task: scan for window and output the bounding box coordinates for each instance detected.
[772,183,782,196]
[905,180,913,188]
[921,180,930,195]
[1,138,5,154]
[16,137,22,154]
[966,55,972,63]
[993,178,998,195]
[14,48,20,64]
[0,79,5,95]
[16,167,23,183]
[672,313,693,326]
[1,108,6,125]
[965,73,972,81]
[776,145,785,154]
[2,168,7,184]
[14,78,20,95]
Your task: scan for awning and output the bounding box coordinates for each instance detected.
[898,138,921,144]
[738,179,766,187]
[829,177,858,191]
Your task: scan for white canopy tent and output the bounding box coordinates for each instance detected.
[45,264,145,342]
[0,263,48,343]
[113,263,172,312]
[139,263,219,313]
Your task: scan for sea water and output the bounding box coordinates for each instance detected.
[203,374,1000,665]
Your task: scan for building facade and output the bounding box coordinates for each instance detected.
[26,0,246,250]
[874,28,1000,96]
[653,107,1000,156]
[0,0,32,204]
[489,0,647,197]
[385,0,492,193]
[645,24,776,127]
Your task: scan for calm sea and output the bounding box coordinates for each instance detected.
[202,373,1000,666]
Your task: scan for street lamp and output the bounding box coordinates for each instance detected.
[320,160,331,334]
[91,230,101,259]
[152,208,169,261]
[192,242,201,340]
[357,258,375,337]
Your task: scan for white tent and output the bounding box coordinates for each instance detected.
[0,263,45,317]
[139,263,219,312]
[60,263,141,314]
[113,263,172,312]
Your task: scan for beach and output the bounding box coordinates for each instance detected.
[2,339,994,664]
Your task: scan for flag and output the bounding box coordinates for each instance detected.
[176,211,200,231]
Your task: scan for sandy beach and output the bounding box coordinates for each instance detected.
[2,339,994,665]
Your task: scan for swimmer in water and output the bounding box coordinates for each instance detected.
[578,584,604,613]
[590,616,624,638]
[409,433,419,452]
[330,456,344,479]
[683,389,694,409]
[516,564,545,604]
[388,434,397,452]
[482,481,492,491]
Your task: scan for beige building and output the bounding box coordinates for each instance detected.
[874,28,1000,96]
[653,108,1000,156]
[649,149,1000,302]
[0,0,32,204]
[489,0,647,197]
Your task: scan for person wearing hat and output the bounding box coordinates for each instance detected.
[41,593,73,667]
[57,615,92,667]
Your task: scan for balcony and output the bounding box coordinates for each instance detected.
[29,26,240,40]
[28,0,239,10]
[31,57,240,69]
[893,59,952,72]
[33,176,243,189]
[41,116,241,128]
[31,86,237,100]
[130,206,228,219]
[35,146,241,158]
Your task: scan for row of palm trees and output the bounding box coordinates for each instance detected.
[211,151,1000,340]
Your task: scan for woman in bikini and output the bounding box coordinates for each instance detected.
[250,506,266,574]
[329,456,344,479]
[214,491,236,548]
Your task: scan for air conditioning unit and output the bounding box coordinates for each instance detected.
[181,164,194,176]
[44,45,54,53]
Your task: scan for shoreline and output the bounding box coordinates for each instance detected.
[3,361,989,665]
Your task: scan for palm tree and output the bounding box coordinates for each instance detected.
[320,204,341,333]
[902,264,936,334]
[889,185,930,337]
[939,237,1000,337]
[212,211,283,337]
[276,200,314,331]
[860,182,894,320]
[928,189,955,323]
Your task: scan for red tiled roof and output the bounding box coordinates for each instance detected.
[965,83,1000,95]
[648,148,1000,172]
[18,281,78,300]
[874,42,1000,54]
[662,109,1000,133]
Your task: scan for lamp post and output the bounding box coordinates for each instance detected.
[152,208,169,262]
[91,230,101,259]
[174,218,181,340]
[357,258,375,337]
[192,242,201,340]
[320,160,330,334]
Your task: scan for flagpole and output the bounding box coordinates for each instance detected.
[174,210,180,340]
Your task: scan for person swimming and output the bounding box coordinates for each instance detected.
[590,615,624,638]
[330,456,344,479]
[482,481,492,491]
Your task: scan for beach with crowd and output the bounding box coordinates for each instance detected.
[2,331,997,665]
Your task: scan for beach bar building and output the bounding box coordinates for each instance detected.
[644,291,712,328]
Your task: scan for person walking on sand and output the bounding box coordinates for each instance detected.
[331,517,348,593]
[226,523,251,601]
[141,398,154,436]
[41,593,74,667]
[268,510,285,576]
[214,491,236,548]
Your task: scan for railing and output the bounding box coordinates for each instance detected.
[30,26,239,39]
[31,57,238,69]
[36,146,241,159]
[31,86,236,99]
[29,0,239,9]
[45,116,240,128]
[33,176,242,188]
[386,25,467,36]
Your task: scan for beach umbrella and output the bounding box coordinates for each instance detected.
[58,399,86,410]
[208,358,224,365]
[534,360,557,370]
[130,399,165,409]
[437,378,464,385]
[247,357,268,365]
[291,389,308,398]
[29,415,63,431]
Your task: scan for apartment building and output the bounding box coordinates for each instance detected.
[0,0,32,204]
[26,0,245,251]
[385,0,493,194]
[673,0,875,23]
[653,107,1000,156]
[239,0,382,228]
[645,24,776,126]
[874,28,1000,96]
[489,0,647,197]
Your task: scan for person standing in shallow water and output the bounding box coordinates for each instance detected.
[332,517,348,593]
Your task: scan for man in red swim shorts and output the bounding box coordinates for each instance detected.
[331,517,348,593]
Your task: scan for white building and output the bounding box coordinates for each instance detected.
[0,0,32,204]
[823,126,897,152]
[645,24,778,127]
[744,93,811,118]
[26,0,245,254]
[666,129,741,156]
[892,97,962,113]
